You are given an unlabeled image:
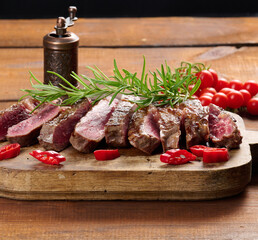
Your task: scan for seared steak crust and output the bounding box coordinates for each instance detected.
[128,105,160,155]
[70,98,119,153]
[1,94,243,154]
[38,99,91,151]
[7,104,60,147]
[21,97,40,112]
[209,104,242,149]
[0,98,39,141]
[0,104,30,141]
[179,100,209,149]
[156,106,182,152]
[105,98,136,147]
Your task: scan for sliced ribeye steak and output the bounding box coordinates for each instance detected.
[38,99,91,151]
[7,104,60,147]
[20,97,40,112]
[156,106,182,152]
[179,100,209,149]
[128,105,160,155]
[0,98,39,141]
[70,98,119,153]
[105,97,137,147]
[209,104,242,149]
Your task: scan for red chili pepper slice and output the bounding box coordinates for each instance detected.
[0,143,20,160]
[203,148,229,163]
[29,150,66,165]
[190,145,211,157]
[94,149,120,161]
[160,149,197,165]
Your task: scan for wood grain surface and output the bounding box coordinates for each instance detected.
[1,181,258,240]
[1,17,258,239]
[1,46,257,132]
[1,46,258,101]
[1,17,258,47]
[0,184,258,239]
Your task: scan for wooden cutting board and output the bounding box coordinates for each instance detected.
[0,113,252,200]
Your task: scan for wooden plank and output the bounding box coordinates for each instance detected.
[1,17,258,240]
[0,184,258,240]
[0,102,17,109]
[0,170,258,240]
[1,46,258,130]
[1,46,258,101]
[0,171,258,240]
[0,113,252,200]
[1,17,258,47]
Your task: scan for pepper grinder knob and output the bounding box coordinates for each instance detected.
[68,6,78,21]
[57,17,66,28]
[55,17,67,36]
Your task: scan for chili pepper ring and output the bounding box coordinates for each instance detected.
[29,150,66,165]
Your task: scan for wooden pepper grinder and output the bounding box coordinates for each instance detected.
[43,6,79,87]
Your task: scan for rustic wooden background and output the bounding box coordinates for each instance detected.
[0,17,258,239]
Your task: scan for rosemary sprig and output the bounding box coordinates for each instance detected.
[21,58,205,110]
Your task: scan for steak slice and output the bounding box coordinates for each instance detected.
[209,104,242,149]
[179,100,209,149]
[0,98,39,141]
[70,98,119,153]
[21,97,40,112]
[7,104,60,147]
[0,104,30,141]
[105,97,137,147]
[128,105,160,155]
[38,99,91,151]
[156,106,182,152]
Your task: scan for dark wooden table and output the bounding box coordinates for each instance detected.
[1,17,258,239]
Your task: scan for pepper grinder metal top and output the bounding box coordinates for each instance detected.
[43,6,79,87]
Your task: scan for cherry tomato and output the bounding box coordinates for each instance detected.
[200,92,214,98]
[247,98,258,115]
[199,95,213,106]
[211,92,228,109]
[220,87,234,95]
[191,95,199,100]
[239,89,252,106]
[243,80,258,97]
[215,78,229,92]
[228,79,243,90]
[201,87,217,95]
[227,91,244,109]
[188,84,202,97]
[188,84,194,92]
[208,69,218,87]
[197,70,214,89]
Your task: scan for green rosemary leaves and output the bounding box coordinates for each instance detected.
[21,57,205,110]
